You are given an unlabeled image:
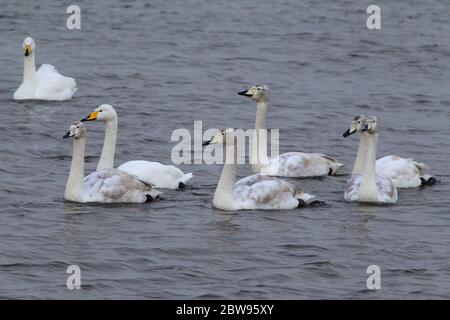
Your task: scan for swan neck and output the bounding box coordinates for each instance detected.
[23,53,37,84]
[251,101,268,172]
[65,137,85,201]
[97,117,117,171]
[359,132,378,199]
[213,144,237,209]
[255,101,268,131]
[352,132,369,175]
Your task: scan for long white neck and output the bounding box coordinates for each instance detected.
[97,117,117,171]
[23,52,37,86]
[251,101,268,173]
[358,132,378,202]
[352,131,370,175]
[65,137,85,202]
[213,143,237,210]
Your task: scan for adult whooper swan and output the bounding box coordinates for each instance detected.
[81,104,193,189]
[63,123,161,203]
[343,116,398,204]
[14,37,77,101]
[203,128,321,211]
[344,115,436,188]
[238,84,344,177]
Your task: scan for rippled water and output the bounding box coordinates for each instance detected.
[0,0,449,299]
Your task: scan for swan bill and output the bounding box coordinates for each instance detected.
[63,131,72,139]
[24,44,32,57]
[343,128,356,137]
[237,89,252,97]
[81,111,99,122]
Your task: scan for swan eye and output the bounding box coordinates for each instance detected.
[99,110,103,112]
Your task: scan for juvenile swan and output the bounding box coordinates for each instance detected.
[238,84,343,177]
[203,129,319,211]
[344,115,436,188]
[343,116,398,203]
[63,123,161,203]
[14,37,77,101]
[81,104,193,189]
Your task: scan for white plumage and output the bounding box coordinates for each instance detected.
[344,173,398,203]
[376,155,431,188]
[63,123,161,204]
[343,116,398,204]
[118,161,193,189]
[205,129,318,211]
[81,104,193,189]
[238,84,344,177]
[346,115,435,188]
[233,174,316,210]
[81,169,161,203]
[14,37,77,101]
[260,152,343,177]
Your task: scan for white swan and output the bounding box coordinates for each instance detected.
[343,116,398,203]
[14,37,77,101]
[63,123,161,203]
[203,129,320,211]
[238,84,344,177]
[344,115,436,188]
[81,104,193,189]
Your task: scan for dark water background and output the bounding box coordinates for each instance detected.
[0,0,449,299]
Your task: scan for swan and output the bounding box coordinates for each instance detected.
[203,128,320,211]
[63,123,161,203]
[80,104,193,189]
[343,116,398,203]
[344,115,436,188]
[238,84,344,177]
[14,37,77,101]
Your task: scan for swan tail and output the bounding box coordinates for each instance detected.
[295,192,326,207]
[420,174,438,186]
[178,172,193,188]
[411,161,436,186]
[329,162,345,176]
[146,189,163,202]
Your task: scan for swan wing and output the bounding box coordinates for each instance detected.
[344,173,398,203]
[35,64,77,101]
[118,160,193,189]
[233,174,303,209]
[375,174,398,203]
[83,169,160,203]
[261,152,343,177]
[344,174,362,201]
[376,155,424,188]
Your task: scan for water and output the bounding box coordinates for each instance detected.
[0,0,449,299]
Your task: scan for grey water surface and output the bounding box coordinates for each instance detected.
[0,0,449,299]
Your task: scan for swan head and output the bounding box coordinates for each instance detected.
[363,115,378,133]
[238,84,269,102]
[22,37,35,57]
[343,114,366,137]
[202,128,236,146]
[81,104,116,122]
[63,123,86,139]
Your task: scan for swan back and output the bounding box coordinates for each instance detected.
[234,174,314,210]
[83,169,160,203]
[345,173,398,203]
